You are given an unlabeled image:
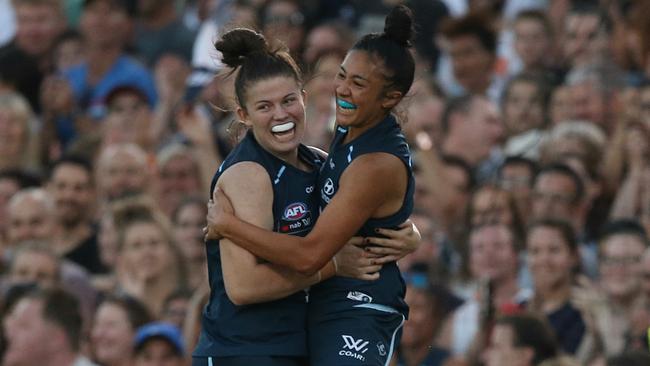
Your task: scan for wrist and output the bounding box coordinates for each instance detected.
[219,213,236,237]
[320,258,337,280]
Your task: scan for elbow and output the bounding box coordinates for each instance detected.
[225,286,256,306]
[294,255,325,277]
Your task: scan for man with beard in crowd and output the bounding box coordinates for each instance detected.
[47,156,105,274]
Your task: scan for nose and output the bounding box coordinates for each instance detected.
[273,104,289,120]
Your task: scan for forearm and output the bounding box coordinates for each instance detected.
[151,103,174,143]
[231,260,336,305]
[221,214,333,275]
[194,143,222,197]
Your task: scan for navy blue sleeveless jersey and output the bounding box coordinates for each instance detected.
[311,114,414,319]
[193,131,322,358]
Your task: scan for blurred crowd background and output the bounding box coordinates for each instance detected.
[1,0,650,365]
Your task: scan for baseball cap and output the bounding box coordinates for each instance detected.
[134,322,185,356]
[104,84,151,108]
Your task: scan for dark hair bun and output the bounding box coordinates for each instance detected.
[383,5,414,47]
[215,28,269,68]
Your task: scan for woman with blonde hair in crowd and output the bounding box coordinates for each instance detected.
[112,196,188,317]
[0,92,39,171]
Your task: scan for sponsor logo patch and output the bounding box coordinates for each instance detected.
[283,202,308,221]
[377,342,386,357]
[339,335,369,362]
[346,291,373,303]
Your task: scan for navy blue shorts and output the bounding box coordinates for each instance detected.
[308,303,405,366]
[192,356,307,366]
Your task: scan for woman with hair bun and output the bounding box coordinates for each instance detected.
[207,5,417,365]
[195,17,418,366]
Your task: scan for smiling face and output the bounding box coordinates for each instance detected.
[334,50,400,134]
[91,303,135,365]
[526,226,576,292]
[469,224,518,282]
[238,76,306,163]
[121,221,173,281]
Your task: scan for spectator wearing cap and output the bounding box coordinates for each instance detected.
[101,84,155,152]
[133,322,185,366]
[53,0,157,147]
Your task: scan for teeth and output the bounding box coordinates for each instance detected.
[337,99,357,110]
[271,122,295,133]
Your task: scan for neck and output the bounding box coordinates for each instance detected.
[493,275,519,306]
[535,278,572,313]
[86,44,122,82]
[343,113,388,144]
[143,272,177,317]
[142,5,176,29]
[107,356,134,366]
[55,222,91,255]
[46,350,77,366]
[466,77,491,95]
[277,149,303,171]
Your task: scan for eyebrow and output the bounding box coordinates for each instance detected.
[253,92,298,105]
[339,66,369,83]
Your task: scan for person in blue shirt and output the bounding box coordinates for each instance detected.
[206,6,417,365]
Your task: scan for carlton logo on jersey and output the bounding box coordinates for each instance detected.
[283,202,308,220]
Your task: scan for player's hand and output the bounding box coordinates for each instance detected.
[334,238,382,281]
[204,188,234,241]
[363,220,421,264]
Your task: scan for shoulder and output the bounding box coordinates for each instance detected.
[347,152,406,177]
[218,161,271,190]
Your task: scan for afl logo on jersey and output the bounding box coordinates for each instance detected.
[283,203,308,221]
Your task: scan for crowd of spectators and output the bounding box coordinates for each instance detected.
[1,0,650,365]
